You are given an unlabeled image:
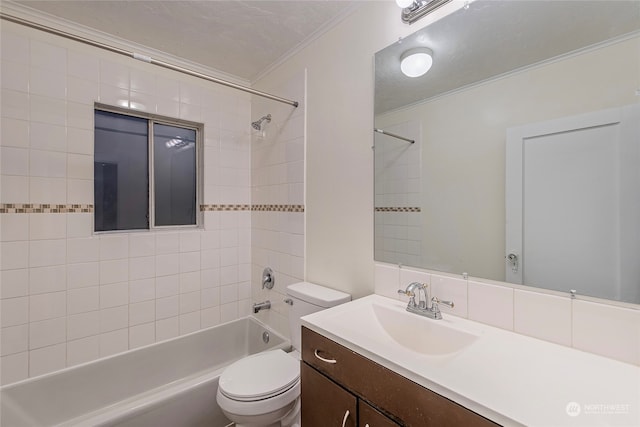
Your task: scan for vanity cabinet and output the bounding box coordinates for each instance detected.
[301,327,499,427]
[300,362,395,427]
[359,401,400,427]
[301,362,357,426]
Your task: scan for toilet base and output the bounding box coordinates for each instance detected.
[221,397,299,427]
[279,397,300,427]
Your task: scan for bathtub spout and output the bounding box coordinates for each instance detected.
[253,300,271,314]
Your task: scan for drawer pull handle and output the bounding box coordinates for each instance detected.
[341,410,350,427]
[314,349,337,364]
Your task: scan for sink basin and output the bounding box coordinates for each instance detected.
[314,298,479,357]
[371,303,478,356]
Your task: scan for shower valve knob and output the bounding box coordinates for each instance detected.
[262,267,274,289]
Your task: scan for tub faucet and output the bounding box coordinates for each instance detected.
[253,300,271,314]
[398,282,454,320]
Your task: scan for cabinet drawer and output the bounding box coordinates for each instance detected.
[302,327,500,427]
[302,326,363,387]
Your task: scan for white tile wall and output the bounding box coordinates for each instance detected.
[1,324,28,356]
[374,263,401,300]
[251,71,306,339]
[1,352,28,384]
[29,343,66,377]
[1,214,29,241]
[514,289,572,346]
[99,329,128,357]
[0,22,255,384]
[374,262,639,366]
[572,300,640,365]
[67,336,100,366]
[467,281,514,330]
[156,317,179,342]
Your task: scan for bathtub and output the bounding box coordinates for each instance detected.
[1,317,289,427]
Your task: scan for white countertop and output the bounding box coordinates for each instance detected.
[301,294,640,427]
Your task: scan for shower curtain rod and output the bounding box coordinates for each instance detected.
[0,13,299,108]
[374,128,415,144]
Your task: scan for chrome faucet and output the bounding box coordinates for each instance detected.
[398,282,454,320]
[252,300,271,314]
[397,282,428,309]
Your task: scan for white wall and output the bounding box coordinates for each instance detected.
[253,1,463,298]
[0,20,254,384]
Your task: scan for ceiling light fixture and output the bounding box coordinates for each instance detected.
[400,48,433,78]
[396,0,453,25]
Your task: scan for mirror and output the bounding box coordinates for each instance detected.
[374,0,640,304]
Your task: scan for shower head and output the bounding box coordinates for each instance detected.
[251,114,271,130]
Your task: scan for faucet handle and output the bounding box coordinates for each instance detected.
[431,296,454,309]
[397,289,417,308]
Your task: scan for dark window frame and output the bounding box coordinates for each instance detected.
[94,103,203,233]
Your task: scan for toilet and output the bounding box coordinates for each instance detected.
[216,282,351,427]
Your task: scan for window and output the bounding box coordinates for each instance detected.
[94,107,201,232]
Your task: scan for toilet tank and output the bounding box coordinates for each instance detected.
[286,282,351,351]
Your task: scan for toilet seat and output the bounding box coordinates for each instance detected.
[219,349,299,402]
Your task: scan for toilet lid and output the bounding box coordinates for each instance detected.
[219,350,299,401]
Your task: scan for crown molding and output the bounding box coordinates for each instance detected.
[0,1,250,87]
[251,2,362,84]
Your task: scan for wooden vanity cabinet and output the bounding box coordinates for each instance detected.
[300,362,396,427]
[359,400,401,427]
[301,326,500,427]
[301,362,357,427]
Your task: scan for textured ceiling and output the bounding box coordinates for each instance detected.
[375,0,640,114]
[12,0,356,81]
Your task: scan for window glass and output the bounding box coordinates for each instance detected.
[94,110,149,231]
[153,123,197,226]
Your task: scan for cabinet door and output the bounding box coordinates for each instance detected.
[359,400,400,427]
[301,362,357,427]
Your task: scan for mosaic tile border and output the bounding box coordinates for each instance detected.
[0,204,94,213]
[375,207,421,212]
[200,204,251,212]
[199,204,305,213]
[1,203,306,214]
[251,204,305,213]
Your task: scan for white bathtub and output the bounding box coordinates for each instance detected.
[1,317,289,427]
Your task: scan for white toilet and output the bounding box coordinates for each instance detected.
[216,282,351,427]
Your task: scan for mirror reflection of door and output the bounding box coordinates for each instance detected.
[506,104,640,303]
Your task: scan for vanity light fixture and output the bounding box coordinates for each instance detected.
[400,47,433,78]
[396,0,453,25]
[395,0,415,8]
